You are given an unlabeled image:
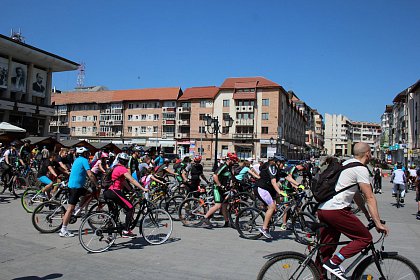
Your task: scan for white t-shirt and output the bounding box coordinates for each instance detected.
[318,159,370,210]
[409,169,417,177]
[252,163,261,175]
[391,169,406,185]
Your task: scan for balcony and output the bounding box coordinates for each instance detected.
[235,106,254,112]
[99,120,123,126]
[100,109,123,114]
[162,114,176,120]
[176,133,190,138]
[57,121,68,126]
[162,107,176,113]
[177,107,191,113]
[235,119,253,126]
[162,120,176,125]
[177,119,190,126]
[233,133,254,139]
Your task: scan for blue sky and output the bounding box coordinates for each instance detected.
[2,0,419,123]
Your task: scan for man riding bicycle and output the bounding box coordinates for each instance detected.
[391,162,406,203]
[317,142,389,280]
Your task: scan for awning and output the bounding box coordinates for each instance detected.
[0,122,26,133]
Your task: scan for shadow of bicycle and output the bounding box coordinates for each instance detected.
[12,273,63,280]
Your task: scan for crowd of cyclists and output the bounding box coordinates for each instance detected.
[1,139,420,279]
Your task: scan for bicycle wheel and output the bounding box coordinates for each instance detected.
[79,212,117,253]
[353,253,420,280]
[291,212,318,245]
[257,251,320,280]
[87,201,110,228]
[235,207,264,239]
[140,208,173,245]
[21,188,47,213]
[164,195,185,221]
[178,198,207,227]
[396,190,401,208]
[32,201,65,233]
[228,199,250,229]
[12,176,29,198]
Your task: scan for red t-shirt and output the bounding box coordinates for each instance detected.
[109,164,128,191]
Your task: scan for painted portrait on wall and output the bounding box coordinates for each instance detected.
[11,62,27,93]
[32,68,47,98]
[0,57,8,89]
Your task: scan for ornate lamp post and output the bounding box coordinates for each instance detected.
[204,114,234,171]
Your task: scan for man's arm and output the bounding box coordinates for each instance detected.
[359,182,389,235]
[86,170,99,188]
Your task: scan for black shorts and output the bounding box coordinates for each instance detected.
[68,187,88,205]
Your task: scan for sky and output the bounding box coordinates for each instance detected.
[2,0,419,123]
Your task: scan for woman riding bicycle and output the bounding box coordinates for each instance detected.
[103,152,148,238]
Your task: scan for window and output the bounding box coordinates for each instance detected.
[154,114,159,121]
[82,127,87,134]
[200,100,206,108]
[141,126,146,133]
[153,126,158,133]
[199,126,206,133]
[223,100,230,107]
[199,114,206,121]
[262,99,269,106]
[262,127,268,134]
[141,115,146,120]
[92,127,97,133]
[128,103,134,109]
[262,113,269,120]
[93,116,97,121]
[222,127,229,134]
[71,127,75,133]
[128,115,133,121]
[128,127,132,133]
[71,116,76,122]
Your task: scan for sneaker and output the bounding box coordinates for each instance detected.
[416,214,420,220]
[323,260,348,280]
[258,227,272,239]
[279,224,288,231]
[400,198,404,203]
[197,218,213,228]
[122,230,137,238]
[59,230,75,238]
[392,193,396,197]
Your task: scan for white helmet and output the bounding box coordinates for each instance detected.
[118,152,130,165]
[76,147,89,154]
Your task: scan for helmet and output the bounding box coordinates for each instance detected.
[183,156,191,162]
[193,155,202,163]
[108,152,115,157]
[164,158,170,163]
[272,154,287,163]
[76,147,89,154]
[101,152,109,159]
[226,152,239,163]
[118,153,130,164]
[133,146,143,152]
[10,140,19,147]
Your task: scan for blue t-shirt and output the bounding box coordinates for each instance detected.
[235,166,250,181]
[68,156,90,189]
[132,171,139,182]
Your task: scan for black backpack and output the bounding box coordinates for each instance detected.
[311,161,365,203]
[101,166,116,190]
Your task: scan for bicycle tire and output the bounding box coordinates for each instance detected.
[12,176,29,198]
[164,195,185,221]
[87,201,110,228]
[140,208,173,245]
[301,201,319,217]
[396,189,401,208]
[178,197,207,227]
[291,212,318,245]
[235,206,264,239]
[257,251,320,280]
[79,212,116,253]
[21,188,47,213]
[228,200,250,229]
[352,253,420,280]
[32,201,65,233]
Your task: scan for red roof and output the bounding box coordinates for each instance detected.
[179,86,219,100]
[220,77,281,89]
[52,87,182,105]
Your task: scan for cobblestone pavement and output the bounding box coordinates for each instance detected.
[0,179,419,280]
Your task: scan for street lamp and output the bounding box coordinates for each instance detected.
[204,114,234,171]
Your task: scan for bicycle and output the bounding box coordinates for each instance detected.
[1,166,29,198]
[393,183,405,208]
[31,186,105,233]
[256,220,420,279]
[78,197,173,253]
[235,191,317,242]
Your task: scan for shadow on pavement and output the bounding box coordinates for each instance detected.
[12,273,63,280]
[108,236,181,251]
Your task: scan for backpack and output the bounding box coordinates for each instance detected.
[101,166,116,190]
[311,161,365,203]
[233,165,244,176]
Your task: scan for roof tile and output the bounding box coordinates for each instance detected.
[220,77,280,89]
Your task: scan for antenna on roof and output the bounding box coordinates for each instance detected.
[10,28,25,43]
[76,62,85,89]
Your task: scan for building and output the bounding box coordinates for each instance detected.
[51,76,313,160]
[0,33,78,135]
[324,113,380,156]
[387,80,420,166]
[379,105,392,161]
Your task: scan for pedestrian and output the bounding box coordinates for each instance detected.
[41,146,49,159]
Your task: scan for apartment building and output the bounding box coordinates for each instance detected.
[0,33,78,135]
[50,76,310,160]
[324,113,381,156]
[378,105,392,161]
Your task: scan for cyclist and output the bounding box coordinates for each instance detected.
[128,146,142,175]
[59,147,99,238]
[198,152,238,228]
[372,164,383,194]
[0,141,19,190]
[104,152,148,238]
[56,148,71,175]
[19,139,32,167]
[317,142,388,280]
[234,159,260,192]
[36,153,60,198]
[91,152,109,180]
[391,162,406,203]
[154,151,165,167]
[155,158,177,180]
[416,168,420,220]
[173,156,191,188]
[187,155,209,195]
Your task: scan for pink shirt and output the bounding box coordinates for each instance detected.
[109,164,128,191]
